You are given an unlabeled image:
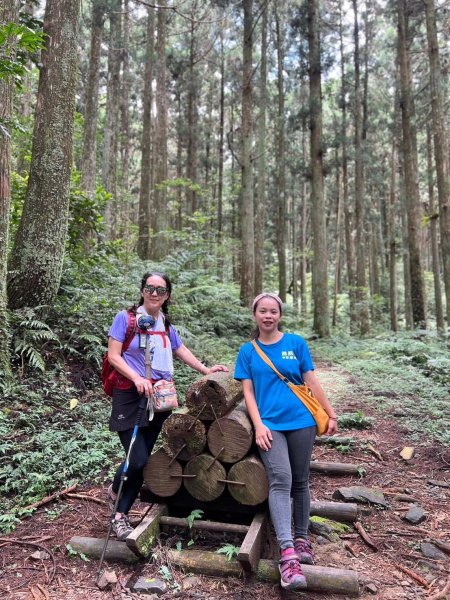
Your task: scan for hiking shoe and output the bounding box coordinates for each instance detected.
[278,549,307,590]
[295,537,315,565]
[107,484,117,512]
[112,514,133,541]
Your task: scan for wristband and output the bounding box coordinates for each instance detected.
[329,417,338,421]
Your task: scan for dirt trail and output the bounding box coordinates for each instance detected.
[1,363,448,600]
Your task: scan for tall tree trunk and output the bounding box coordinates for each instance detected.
[152,0,168,259]
[339,0,356,332]
[137,7,154,260]
[275,5,286,301]
[8,0,81,309]
[424,0,450,326]
[254,1,267,296]
[426,125,445,331]
[80,0,105,196]
[352,0,370,335]
[217,28,225,279]
[186,11,199,215]
[307,0,329,337]
[388,140,398,332]
[240,0,255,307]
[0,0,18,380]
[120,0,131,240]
[102,0,122,238]
[300,119,308,319]
[397,0,427,328]
[332,142,343,328]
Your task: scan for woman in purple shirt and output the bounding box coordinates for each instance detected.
[107,271,228,540]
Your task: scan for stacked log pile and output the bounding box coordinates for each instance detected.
[144,372,269,506]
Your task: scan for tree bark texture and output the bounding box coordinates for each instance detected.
[101,0,122,236]
[207,401,253,463]
[8,0,81,310]
[254,2,267,296]
[137,6,154,260]
[397,0,427,328]
[240,0,255,307]
[307,0,329,337]
[388,139,398,332]
[80,0,105,196]
[0,0,18,379]
[275,5,286,302]
[185,371,243,420]
[424,0,450,325]
[352,0,370,335]
[426,124,444,331]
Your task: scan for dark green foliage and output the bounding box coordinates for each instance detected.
[338,411,373,430]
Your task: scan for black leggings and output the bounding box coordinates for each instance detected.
[112,411,170,514]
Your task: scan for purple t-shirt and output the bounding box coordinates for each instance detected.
[108,310,182,380]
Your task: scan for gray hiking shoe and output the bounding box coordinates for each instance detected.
[112,514,133,541]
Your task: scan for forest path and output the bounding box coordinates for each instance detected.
[1,361,448,600]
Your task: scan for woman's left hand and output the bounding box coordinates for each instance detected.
[206,364,229,374]
[326,418,338,436]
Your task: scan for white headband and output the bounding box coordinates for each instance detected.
[252,293,283,312]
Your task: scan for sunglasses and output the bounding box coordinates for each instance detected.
[143,284,168,296]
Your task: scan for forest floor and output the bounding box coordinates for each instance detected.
[1,360,449,600]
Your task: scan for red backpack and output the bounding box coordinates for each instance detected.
[101,310,137,396]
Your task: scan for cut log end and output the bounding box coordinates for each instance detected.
[143,448,182,497]
[184,454,226,501]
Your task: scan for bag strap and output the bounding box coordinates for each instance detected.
[251,340,292,385]
[122,311,137,354]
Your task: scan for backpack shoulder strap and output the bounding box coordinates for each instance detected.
[122,310,137,353]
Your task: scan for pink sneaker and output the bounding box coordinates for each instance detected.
[295,537,315,564]
[278,549,307,590]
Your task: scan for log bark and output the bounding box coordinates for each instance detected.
[310,500,358,522]
[68,536,139,563]
[257,558,360,596]
[227,455,268,506]
[165,549,359,595]
[310,461,365,476]
[143,448,182,497]
[207,401,253,463]
[184,454,226,501]
[161,411,206,460]
[185,372,242,420]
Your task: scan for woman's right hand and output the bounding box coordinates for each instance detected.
[255,424,273,451]
[133,376,153,397]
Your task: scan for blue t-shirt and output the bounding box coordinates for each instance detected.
[234,333,316,431]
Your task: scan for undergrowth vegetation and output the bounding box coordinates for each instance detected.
[1,252,448,534]
[311,332,450,445]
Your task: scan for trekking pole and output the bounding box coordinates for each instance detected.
[96,394,147,583]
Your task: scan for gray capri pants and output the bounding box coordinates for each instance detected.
[258,426,316,550]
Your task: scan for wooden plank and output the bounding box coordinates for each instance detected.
[125,504,168,557]
[68,536,139,563]
[237,512,267,572]
[160,515,249,534]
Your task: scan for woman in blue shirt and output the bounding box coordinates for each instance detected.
[234,293,338,591]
